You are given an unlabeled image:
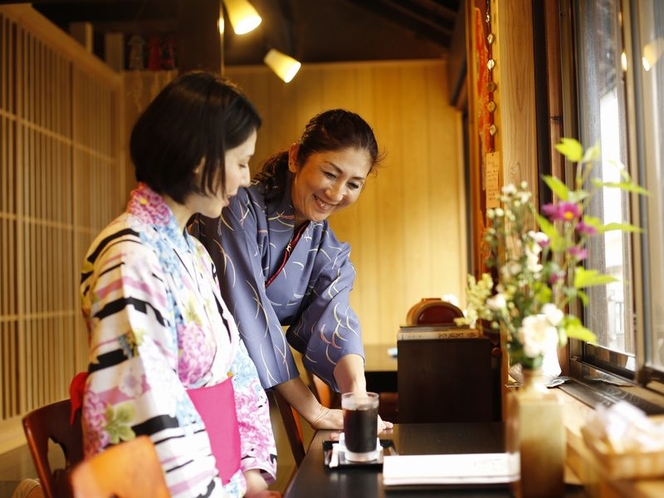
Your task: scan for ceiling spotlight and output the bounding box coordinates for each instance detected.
[223,0,262,35]
[264,48,301,83]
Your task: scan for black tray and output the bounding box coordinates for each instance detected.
[323,439,397,469]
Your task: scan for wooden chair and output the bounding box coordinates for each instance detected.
[268,390,306,466]
[405,298,465,326]
[70,435,170,498]
[310,374,335,408]
[21,399,84,498]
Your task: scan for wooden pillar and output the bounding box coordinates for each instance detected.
[492,0,538,195]
[68,22,93,53]
[491,0,539,421]
[178,0,223,74]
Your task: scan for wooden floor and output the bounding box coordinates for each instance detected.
[0,396,315,498]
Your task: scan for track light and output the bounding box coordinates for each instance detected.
[264,48,301,83]
[223,0,262,35]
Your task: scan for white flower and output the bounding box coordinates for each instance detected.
[502,184,517,195]
[441,294,460,307]
[486,293,507,311]
[524,247,543,274]
[542,303,564,326]
[119,365,144,398]
[517,190,532,204]
[518,314,559,358]
[507,261,522,276]
[529,230,549,246]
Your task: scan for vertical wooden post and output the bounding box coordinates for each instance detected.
[493,0,539,421]
[68,22,93,53]
[104,32,125,71]
[178,0,223,74]
[492,0,538,197]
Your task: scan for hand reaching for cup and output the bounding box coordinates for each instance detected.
[379,415,394,432]
[310,406,393,433]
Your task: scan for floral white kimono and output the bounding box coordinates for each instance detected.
[79,184,277,498]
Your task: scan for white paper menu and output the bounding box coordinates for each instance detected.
[382,452,519,486]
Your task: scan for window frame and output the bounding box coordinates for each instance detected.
[555,0,664,412]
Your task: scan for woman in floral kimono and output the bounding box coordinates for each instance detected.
[190,109,391,432]
[78,71,279,498]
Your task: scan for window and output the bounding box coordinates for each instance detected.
[566,0,664,388]
[633,1,664,374]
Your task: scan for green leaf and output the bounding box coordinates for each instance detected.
[574,267,618,288]
[598,222,644,234]
[535,213,555,233]
[104,403,136,445]
[536,214,567,252]
[598,181,649,196]
[554,138,584,162]
[581,143,600,163]
[117,426,135,442]
[542,175,570,201]
[567,189,590,204]
[115,404,135,424]
[581,215,603,229]
[563,317,597,343]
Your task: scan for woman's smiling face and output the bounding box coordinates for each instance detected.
[289,146,372,225]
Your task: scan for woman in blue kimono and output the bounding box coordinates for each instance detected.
[190,109,391,431]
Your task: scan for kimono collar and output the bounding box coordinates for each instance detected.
[127,183,190,253]
[262,171,299,234]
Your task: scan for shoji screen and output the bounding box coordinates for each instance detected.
[0,5,123,450]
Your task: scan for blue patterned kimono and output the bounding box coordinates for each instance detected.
[191,173,365,391]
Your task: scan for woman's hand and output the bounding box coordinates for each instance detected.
[310,406,343,430]
[333,354,394,433]
[243,469,281,498]
[378,414,393,432]
[310,405,393,433]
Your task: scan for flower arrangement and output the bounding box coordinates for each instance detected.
[456,138,648,370]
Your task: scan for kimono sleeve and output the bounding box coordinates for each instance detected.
[191,192,300,388]
[287,237,365,392]
[229,339,278,483]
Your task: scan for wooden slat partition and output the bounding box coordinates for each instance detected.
[0,5,123,453]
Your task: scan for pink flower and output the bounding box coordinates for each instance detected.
[177,322,216,385]
[549,270,566,284]
[559,202,582,220]
[567,246,588,261]
[541,203,559,219]
[82,390,110,454]
[542,201,582,222]
[576,220,598,236]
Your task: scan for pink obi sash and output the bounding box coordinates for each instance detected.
[187,376,241,484]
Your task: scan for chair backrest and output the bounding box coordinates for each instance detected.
[22,399,84,498]
[310,374,334,408]
[268,390,306,466]
[70,435,170,498]
[406,298,465,325]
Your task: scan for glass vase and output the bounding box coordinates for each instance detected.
[506,367,565,498]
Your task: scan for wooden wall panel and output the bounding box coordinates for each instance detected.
[227,60,465,346]
[0,5,123,453]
